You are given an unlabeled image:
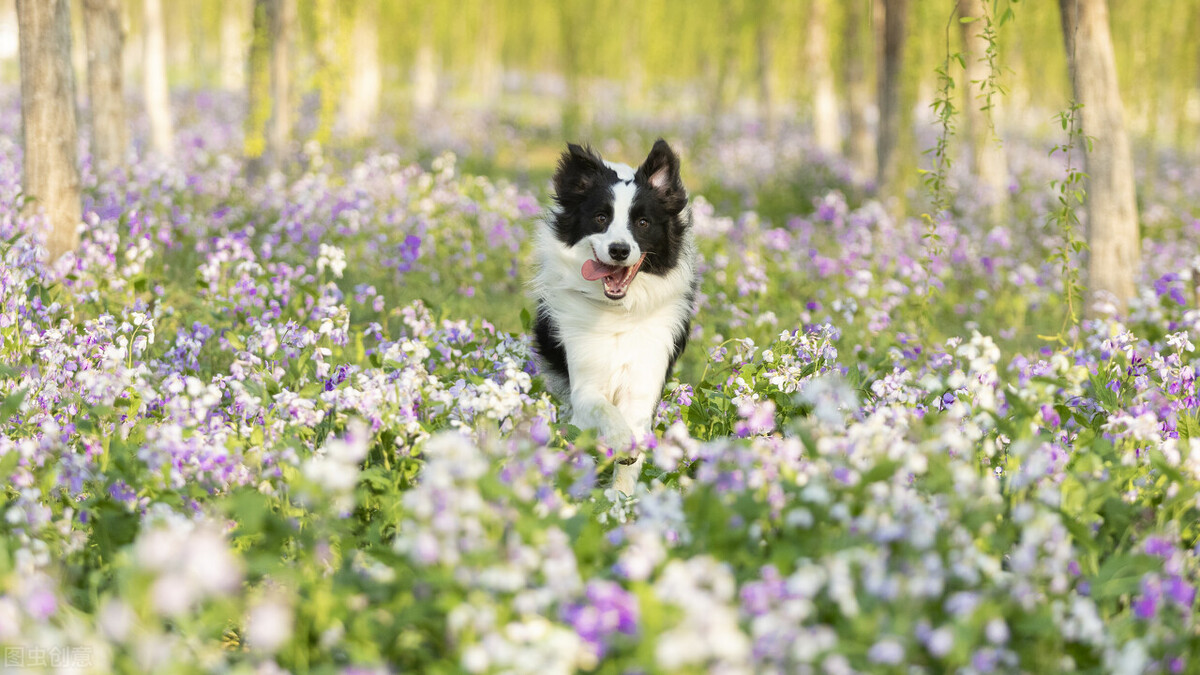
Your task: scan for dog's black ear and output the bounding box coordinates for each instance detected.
[553,144,606,206]
[636,139,686,214]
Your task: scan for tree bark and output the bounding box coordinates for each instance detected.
[755,14,776,136]
[312,0,338,145]
[473,0,502,109]
[345,0,381,139]
[876,0,909,198]
[268,0,295,161]
[558,2,584,139]
[244,0,269,174]
[413,35,438,115]
[844,0,876,181]
[219,0,247,90]
[808,0,841,155]
[1059,0,1140,310]
[142,0,173,158]
[83,0,127,173]
[959,0,1008,219]
[17,0,81,260]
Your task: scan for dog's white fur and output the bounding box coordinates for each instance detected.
[532,161,696,493]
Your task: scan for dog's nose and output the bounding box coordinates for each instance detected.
[609,242,631,261]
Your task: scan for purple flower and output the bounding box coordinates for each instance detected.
[1166,575,1195,608]
[1133,576,1161,619]
[868,638,904,665]
[734,400,776,437]
[561,580,639,658]
[25,589,57,620]
[530,417,551,445]
[1144,536,1175,557]
[1040,404,1061,428]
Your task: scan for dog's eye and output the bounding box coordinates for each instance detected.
[594,214,608,226]
[636,218,649,229]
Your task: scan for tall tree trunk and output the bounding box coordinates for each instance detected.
[1059,0,1140,310]
[709,2,738,121]
[622,0,644,112]
[17,0,81,260]
[755,16,776,136]
[558,2,584,139]
[959,0,1008,220]
[142,0,173,158]
[844,0,876,182]
[413,42,438,115]
[311,0,338,145]
[244,0,270,174]
[219,0,246,90]
[473,0,502,109]
[345,0,381,139]
[83,0,127,173]
[876,0,909,199]
[809,0,841,155]
[268,0,294,162]
[413,9,438,116]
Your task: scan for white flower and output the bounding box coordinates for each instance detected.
[1166,331,1195,352]
[303,419,370,494]
[317,243,347,278]
[135,515,243,616]
[99,598,135,642]
[246,596,293,652]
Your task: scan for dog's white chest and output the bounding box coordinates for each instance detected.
[588,310,677,404]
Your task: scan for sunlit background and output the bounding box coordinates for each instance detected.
[1,0,1198,193]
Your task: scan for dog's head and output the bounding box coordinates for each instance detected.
[550,140,689,300]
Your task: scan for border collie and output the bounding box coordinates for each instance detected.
[531,140,698,495]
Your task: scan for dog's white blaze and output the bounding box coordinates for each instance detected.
[587,161,641,266]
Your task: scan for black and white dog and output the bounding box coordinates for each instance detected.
[532,140,698,494]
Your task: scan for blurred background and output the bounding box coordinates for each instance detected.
[3,0,1198,205]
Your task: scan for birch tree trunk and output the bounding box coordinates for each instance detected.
[345,0,381,139]
[558,2,584,139]
[755,16,776,136]
[473,0,502,109]
[219,0,247,90]
[960,0,1008,219]
[83,0,127,172]
[1059,0,1140,310]
[244,0,271,174]
[17,0,81,260]
[142,0,173,158]
[413,37,438,115]
[312,0,338,145]
[876,0,909,198]
[268,0,295,161]
[843,0,876,182]
[808,0,841,155]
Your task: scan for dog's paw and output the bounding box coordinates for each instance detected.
[573,400,635,446]
[598,416,635,446]
[611,454,644,496]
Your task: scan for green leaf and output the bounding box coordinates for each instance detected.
[0,388,27,421]
[1177,413,1200,445]
[87,497,142,561]
[1090,554,1158,601]
[0,450,20,479]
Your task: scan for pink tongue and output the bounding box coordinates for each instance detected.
[582,259,621,281]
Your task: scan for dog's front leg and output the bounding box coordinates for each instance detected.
[570,388,634,445]
[572,387,646,496]
[608,369,668,496]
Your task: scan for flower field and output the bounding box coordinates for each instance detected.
[2,90,1200,674]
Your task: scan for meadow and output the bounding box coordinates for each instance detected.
[2,82,1200,674]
